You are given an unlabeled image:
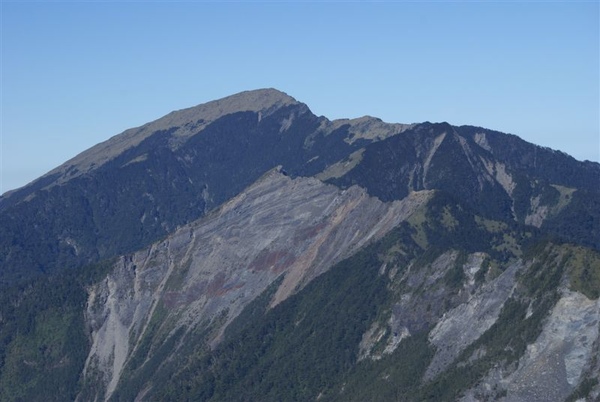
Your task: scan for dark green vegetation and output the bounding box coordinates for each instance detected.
[158,245,390,401]
[0,260,113,402]
[566,378,599,402]
[567,245,600,299]
[328,334,434,402]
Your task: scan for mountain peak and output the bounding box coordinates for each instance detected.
[26,89,301,191]
[207,88,298,112]
[144,88,300,133]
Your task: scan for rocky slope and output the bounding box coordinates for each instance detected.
[78,169,432,400]
[146,201,600,402]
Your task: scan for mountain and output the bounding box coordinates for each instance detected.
[0,89,408,285]
[0,89,598,401]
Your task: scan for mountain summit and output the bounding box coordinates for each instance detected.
[3,89,300,198]
[0,90,599,401]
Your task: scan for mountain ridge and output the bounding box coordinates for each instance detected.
[1,89,598,285]
[1,88,300,201]
[0,89,599,402]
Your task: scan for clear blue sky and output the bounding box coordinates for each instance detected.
[2,1,599,194]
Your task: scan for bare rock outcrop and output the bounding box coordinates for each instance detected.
[425,261,521,380]
[79,169,432,401]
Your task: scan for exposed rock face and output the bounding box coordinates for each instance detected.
[425,261,521,380]
[359,252,522,365]
[79,170,432,401]
[462,291,600,402]
[351,237,600,401]
[504,291,599,400]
